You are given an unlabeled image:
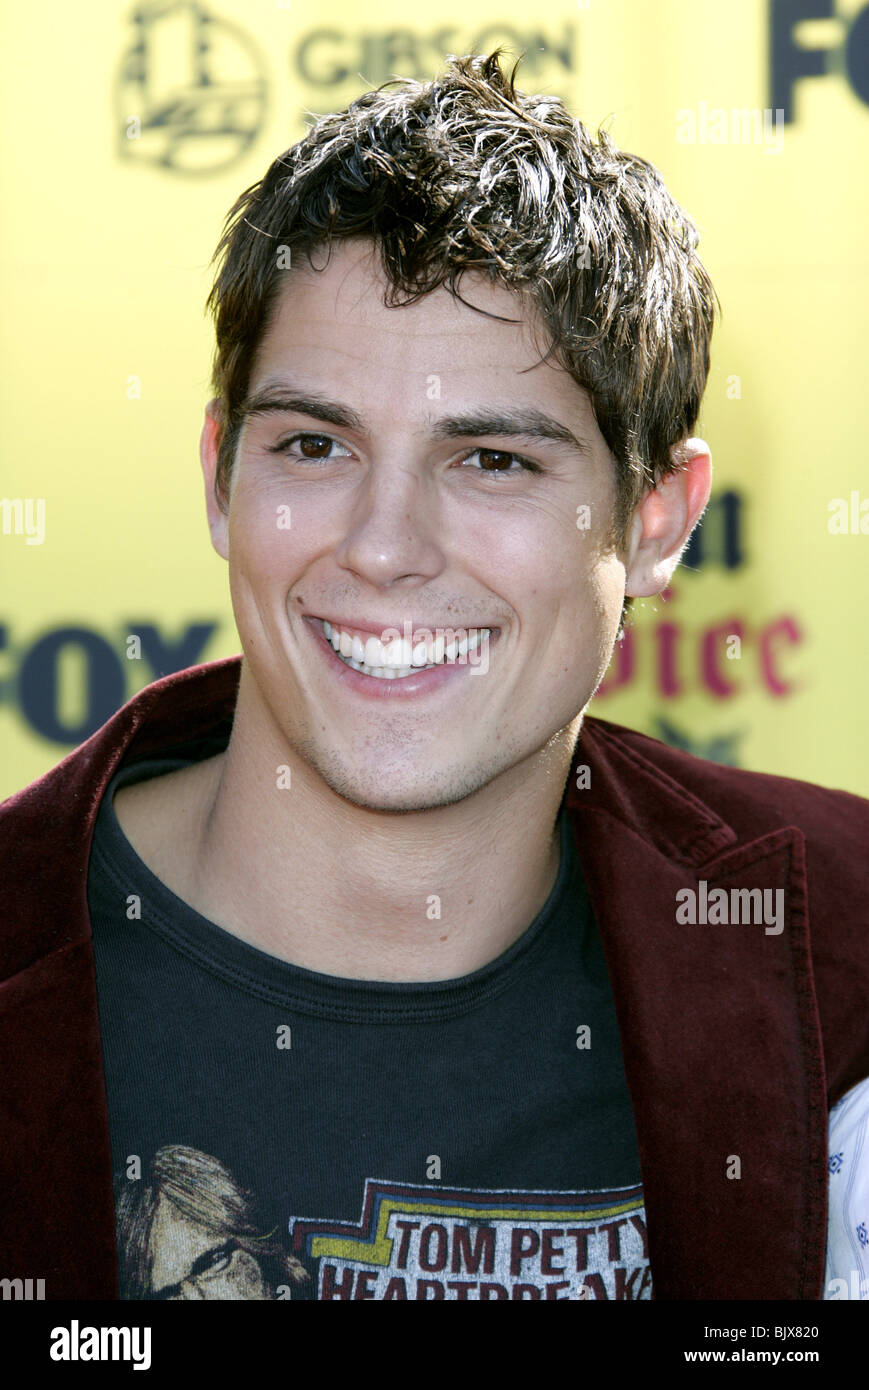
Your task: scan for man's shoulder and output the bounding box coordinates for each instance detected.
[0,659,240,980]
[580,713,869,849]
[0,657,240,821]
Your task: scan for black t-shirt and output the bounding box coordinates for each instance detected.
[88,747,650,1300]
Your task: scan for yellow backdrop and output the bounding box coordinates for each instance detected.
[2,0,867,799]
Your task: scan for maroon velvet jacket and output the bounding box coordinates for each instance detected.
[1,655,868,1300]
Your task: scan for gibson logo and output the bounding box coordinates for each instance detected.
[115,0,267,174]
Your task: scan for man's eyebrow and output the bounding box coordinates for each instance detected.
[239,385,590,455]
[239,387,364,434]
[429,407,590,455]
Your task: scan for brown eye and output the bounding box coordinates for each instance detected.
[478,449,515,470]
[297,434,333,458]
[461,448,540,475]
[270,433,351,462]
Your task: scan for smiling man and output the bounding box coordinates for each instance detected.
[125,235,707,986]
[1,50,868,1305]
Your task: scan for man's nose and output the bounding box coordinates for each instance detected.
[332,460,446,588]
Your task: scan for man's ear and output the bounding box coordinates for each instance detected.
[200,398,230,562]
[623,438,712,598]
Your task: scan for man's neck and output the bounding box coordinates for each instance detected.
[172,682,580,984]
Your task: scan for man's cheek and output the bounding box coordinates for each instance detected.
[231,509,304,570]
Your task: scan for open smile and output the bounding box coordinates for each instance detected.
[304,616,499,697]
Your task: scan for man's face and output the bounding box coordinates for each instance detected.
[148,1198,271,1300]
[207,238,629,812]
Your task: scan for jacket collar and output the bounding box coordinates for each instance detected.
[1,658,825,1299]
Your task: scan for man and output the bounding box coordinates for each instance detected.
[115,1146,309,1299]
[1,50,867,1302]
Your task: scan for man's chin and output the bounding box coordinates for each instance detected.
[308,757,492,816]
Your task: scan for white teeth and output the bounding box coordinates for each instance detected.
[364,635,385,667]
[375,636,413,666]
[322,621,492,679]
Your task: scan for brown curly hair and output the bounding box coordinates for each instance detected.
[205,48,717,553]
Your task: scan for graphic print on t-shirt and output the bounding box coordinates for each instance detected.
[114,1145,311,1300]
[290,1176,651,1300]
[114,1146,650,1300]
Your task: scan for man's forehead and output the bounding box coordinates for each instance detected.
[262,237,541,345]
[250,244,596,430]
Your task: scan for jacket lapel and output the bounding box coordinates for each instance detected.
[0,658,241,1299]
[568,721,826,1299]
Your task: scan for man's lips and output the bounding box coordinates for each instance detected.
[303,614,498,692]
